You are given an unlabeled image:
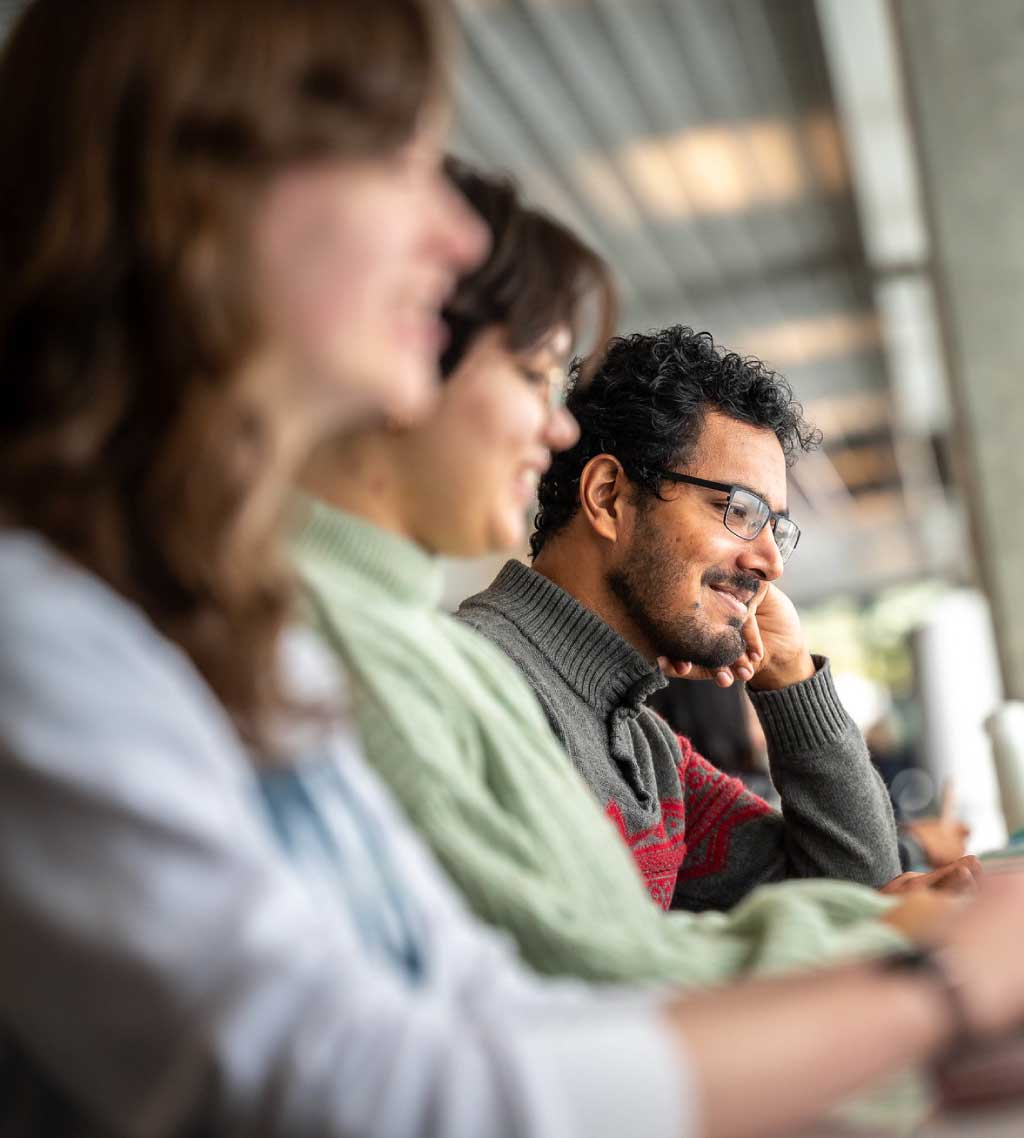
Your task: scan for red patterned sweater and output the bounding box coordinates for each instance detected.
[605,734,772,910]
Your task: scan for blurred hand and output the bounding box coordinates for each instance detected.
[658,583,814,691]
[880,856,983,898]
[904,816,971,869]
[880,890,961,941]
[933,872,1024,1038]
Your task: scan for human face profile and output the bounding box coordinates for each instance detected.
[608,411,787,668]
[252,121,489,438]
[399,324,579,557]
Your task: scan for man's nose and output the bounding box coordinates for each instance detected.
[737,524,785,582]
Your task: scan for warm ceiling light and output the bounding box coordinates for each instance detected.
[662,126,755,215]
[745,121,806,203]
[802,112,849,194]
[575,118,810,223]
[737,312,881,368]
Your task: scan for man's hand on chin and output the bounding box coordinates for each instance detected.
[742,583,815,691]
[657,583,815,691]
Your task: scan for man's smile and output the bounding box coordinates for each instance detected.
[708,584,751,619]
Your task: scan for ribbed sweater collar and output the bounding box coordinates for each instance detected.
[292,495,443,609]
[479,560,666,715]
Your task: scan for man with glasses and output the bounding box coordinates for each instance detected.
[458,324,908,911]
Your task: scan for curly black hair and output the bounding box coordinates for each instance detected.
[530,325,821,558]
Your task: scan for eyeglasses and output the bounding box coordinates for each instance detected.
[520,362,569,416]
[654,470,801,563]
[543,369,568,415]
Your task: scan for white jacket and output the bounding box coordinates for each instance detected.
[0,529,689,1138]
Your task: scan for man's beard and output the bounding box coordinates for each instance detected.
[606,516,756,669]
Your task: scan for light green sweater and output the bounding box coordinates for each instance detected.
[294,499,910,990]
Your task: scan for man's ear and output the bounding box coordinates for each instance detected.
[579,454,630,543]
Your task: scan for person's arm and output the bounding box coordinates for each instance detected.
[746,654,902,886]
[0,572,685,1138]
[670,872,1024,1138]
[670,959,946,1138]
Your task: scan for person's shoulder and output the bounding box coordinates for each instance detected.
[455,572,525,644]
[0,529,260,798]
[0,527,74,596]
[454,582,500,622]
[455,590,514,637]
[0,528,154,654]
[0,528,226,731]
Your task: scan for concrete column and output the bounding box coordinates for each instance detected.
[894,0,1024,698]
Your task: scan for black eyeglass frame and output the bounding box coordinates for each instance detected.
[653,470,801,562]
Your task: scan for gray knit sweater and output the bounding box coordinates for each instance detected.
[457,560,901,911]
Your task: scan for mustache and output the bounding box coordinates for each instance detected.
[700,568,761,605]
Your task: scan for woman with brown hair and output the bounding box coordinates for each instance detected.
[0,0,484,743]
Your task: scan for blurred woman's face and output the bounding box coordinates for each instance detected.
[252,118,488,436]
[398,324,580,557]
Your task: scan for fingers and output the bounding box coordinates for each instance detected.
[714,659,751,687]
[880,891,958,940]
[749,580,771,613]
[658,654,760,687]
[880,858,984,898]
[879,871,920,895]
[742,612,765,666]
[658,656,743,686]
[931,862,979,896]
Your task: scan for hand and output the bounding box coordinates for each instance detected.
[880,890,961,941]
[903,817,972,868]
[880,856,983,897]
[742,584,815,691]
[657,583,815,691]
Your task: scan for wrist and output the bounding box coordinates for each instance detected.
[879,946,975,1058]
[747,649,816,691]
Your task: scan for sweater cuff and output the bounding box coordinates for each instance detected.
[747,655,853,754]
[524,1001,692,1138]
